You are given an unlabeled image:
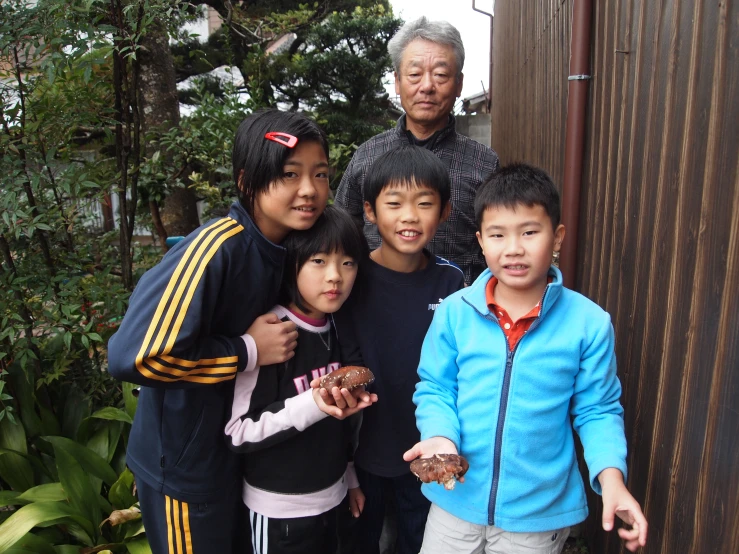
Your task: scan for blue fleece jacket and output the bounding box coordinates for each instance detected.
[413,266,627,532]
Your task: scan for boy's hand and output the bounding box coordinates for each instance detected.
[246,313,298,366]
[598,468,648,551]
[403,437,457,459]
[403,437,464,484]
[348,487,365,518]
[310,380,377,420]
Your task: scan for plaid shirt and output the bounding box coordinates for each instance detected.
[335,115,499,283]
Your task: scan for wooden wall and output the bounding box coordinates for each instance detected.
[491,1,739,553]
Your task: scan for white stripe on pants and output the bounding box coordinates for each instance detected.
[420,504,570,554]
[251,511,269,554]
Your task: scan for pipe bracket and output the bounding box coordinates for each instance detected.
[568,74,592,81]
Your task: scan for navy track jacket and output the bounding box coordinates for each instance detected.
[107,202,286,503]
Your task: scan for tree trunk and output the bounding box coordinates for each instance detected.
[138,24,200,238]
[149,200,168,252]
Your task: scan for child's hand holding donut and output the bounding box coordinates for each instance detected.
[309,366,378,419]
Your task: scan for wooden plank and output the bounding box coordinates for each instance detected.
[491,0,739,552]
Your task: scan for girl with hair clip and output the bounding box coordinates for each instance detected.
[226,206,376,554]
[109,110,371,554]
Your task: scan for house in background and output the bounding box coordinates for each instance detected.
[456,90,491,147]
[487,2,737,553]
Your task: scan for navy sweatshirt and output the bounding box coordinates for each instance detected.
[225,306,358,518]
[333,252,465,477]
[107,202,286,503]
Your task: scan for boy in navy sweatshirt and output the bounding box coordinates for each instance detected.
[331,145,466,554]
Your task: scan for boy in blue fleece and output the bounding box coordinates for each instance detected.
[404,164,648,553]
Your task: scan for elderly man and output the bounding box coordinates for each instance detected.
[335,17,499,284]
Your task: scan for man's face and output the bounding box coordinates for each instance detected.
[395,39,464,135]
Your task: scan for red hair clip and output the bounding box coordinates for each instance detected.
[264,132,298,148]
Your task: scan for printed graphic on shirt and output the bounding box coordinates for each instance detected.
[428,298,445,311]
[293,362,340,393]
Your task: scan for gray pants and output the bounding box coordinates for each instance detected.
[420,504,570,554]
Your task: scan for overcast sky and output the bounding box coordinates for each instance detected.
[387,0,494,102]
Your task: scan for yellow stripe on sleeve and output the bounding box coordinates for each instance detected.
[148,358,237,378]
[159,354,239,368]
[135,219,234,377]
[134,219,243,380]
[135,360,237,383]
[146,219,239,362]
[163,224,245,356]
[180,373,237,384]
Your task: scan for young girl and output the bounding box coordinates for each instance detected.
[108,109,331,554]
[225,206,368,554]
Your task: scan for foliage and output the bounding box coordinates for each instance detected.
[267,5,401,145]
[0,361,148,552]
[264,4,401,187]
[150,78,254,220]
[0,2,177,547]
[177,1,401,187]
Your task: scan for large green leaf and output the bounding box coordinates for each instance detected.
[123,519,145,539]
[0,502,92,553]
[2,532,55,554]
[52,442,100,539]
[122,382,138,421]
[75,417,93,446]
[109,440,128,476]
[108,468,135,510]
[86,425,109,461]
[124,536,152,554]
[41,437,117,486]
[0,491,22,508]
[56,522,93,547]
[0,415,28,455]
[85,425,108,497]
[13,444,54,484]
[52,547,83,554]
[37,402,61,437]
[91,407,133,425]
[39,453,58,483]
[60,388,90,441]
[106,421,123,463]
[6,366,42,440]
[30,528,63,546]
[17,483,66,503]
[0,448,34,492]
[98,494,113,515]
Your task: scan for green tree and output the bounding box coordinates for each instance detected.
[172,1,401,186]
[261,6,401,145]
[0,2,186,548]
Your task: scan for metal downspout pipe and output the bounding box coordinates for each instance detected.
[561,0,593,289]
[472,1,494,112]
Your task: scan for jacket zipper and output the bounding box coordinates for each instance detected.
[484,287,549,526]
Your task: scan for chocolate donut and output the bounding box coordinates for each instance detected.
[319,366,375,391]
[410,454,469,490]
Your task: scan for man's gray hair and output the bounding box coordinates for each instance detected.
[388,17,465,78]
